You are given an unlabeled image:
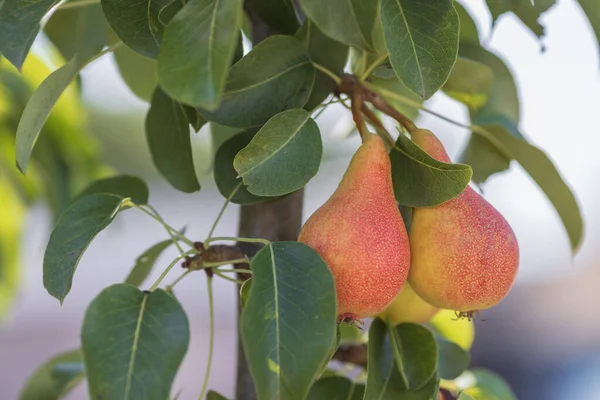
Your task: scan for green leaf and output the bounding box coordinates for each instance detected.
[76,175,149,204]
[299,0,377,50]
[365,319,440,399]
[444,57,494,111]
[43,194,126,302]
[472,116,583,251]
[245,0,299,34]
[461,44,519,124]
[577,0,600,60]
[183,105,206,132]
[158,0,243,109]
[459,369,516,400]
[81,284,189,400]
[456,2,480,44]
[44,3,108,61]
[214,129,276,204]
[15,55,84,173]
[241,242,337,400]
[239,278,251,308]
[125,239,176,287]
[146,87,200,193]
[207,391,229,400]
[101,0,177,58]
[390,133,472,207]
[199,35,315,128]
[437,338,470,380]
[388,323,437,390]
[307,377,365,400]
[113,44,158,102]
[458,44,520,182]
[458,393,477,400]
[19,349,84,400]
[460,135,510,184]
[211,123,244,157]
[0,0,56,70]
[295,19,349,110]
[380,0,459,99]
[486,0,555,38]
[234,109,321,196]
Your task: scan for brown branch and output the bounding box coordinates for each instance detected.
[332,343,368,368]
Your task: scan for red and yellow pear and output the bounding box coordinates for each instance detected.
[408,129,519,314]
[377,281,439,325]
[298,134,410,322]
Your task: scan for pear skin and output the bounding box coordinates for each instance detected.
[377,282,439,325]
[298,134,410,322]
[408,129,519,313]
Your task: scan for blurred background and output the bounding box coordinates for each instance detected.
[1,0,599,399]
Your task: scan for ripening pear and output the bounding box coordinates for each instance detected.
[408,129,519,314]
[298,134,410,323]
[377,282,439,325]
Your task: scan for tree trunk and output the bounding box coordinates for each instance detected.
[235,7,304,399]
[235,191,304,400]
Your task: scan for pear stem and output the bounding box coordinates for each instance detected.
[365,91,418,133]
[351,91,370,142]
[360,104,395,148]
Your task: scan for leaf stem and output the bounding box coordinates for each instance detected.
[149,250,197,291]
[203,258,249,268]
[214,271,245,284]
[215,268,253,275]
[206,183,241,242]
[204,236,270,248]
[127,202,195,249]
[360,54,388,81]
[198,276,215,400]
[313,62,342,85]
[166,269,192,292]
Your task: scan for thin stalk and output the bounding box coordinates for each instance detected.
[204,236,270,248]
[206,183,241,241]
[203,259,249,268]
[360,54,388,81]
[312,63,342,85]
[166,269,192,292]
[214,271,245,284]
[149,249,196,291]
[143,205,185,254]
[215,268,254,275]
[129,202,194,249]
[198,276,215,400]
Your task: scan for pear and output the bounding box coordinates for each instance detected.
[298,134,410,323]
[377,281,439,325]
[408,129,519,314]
